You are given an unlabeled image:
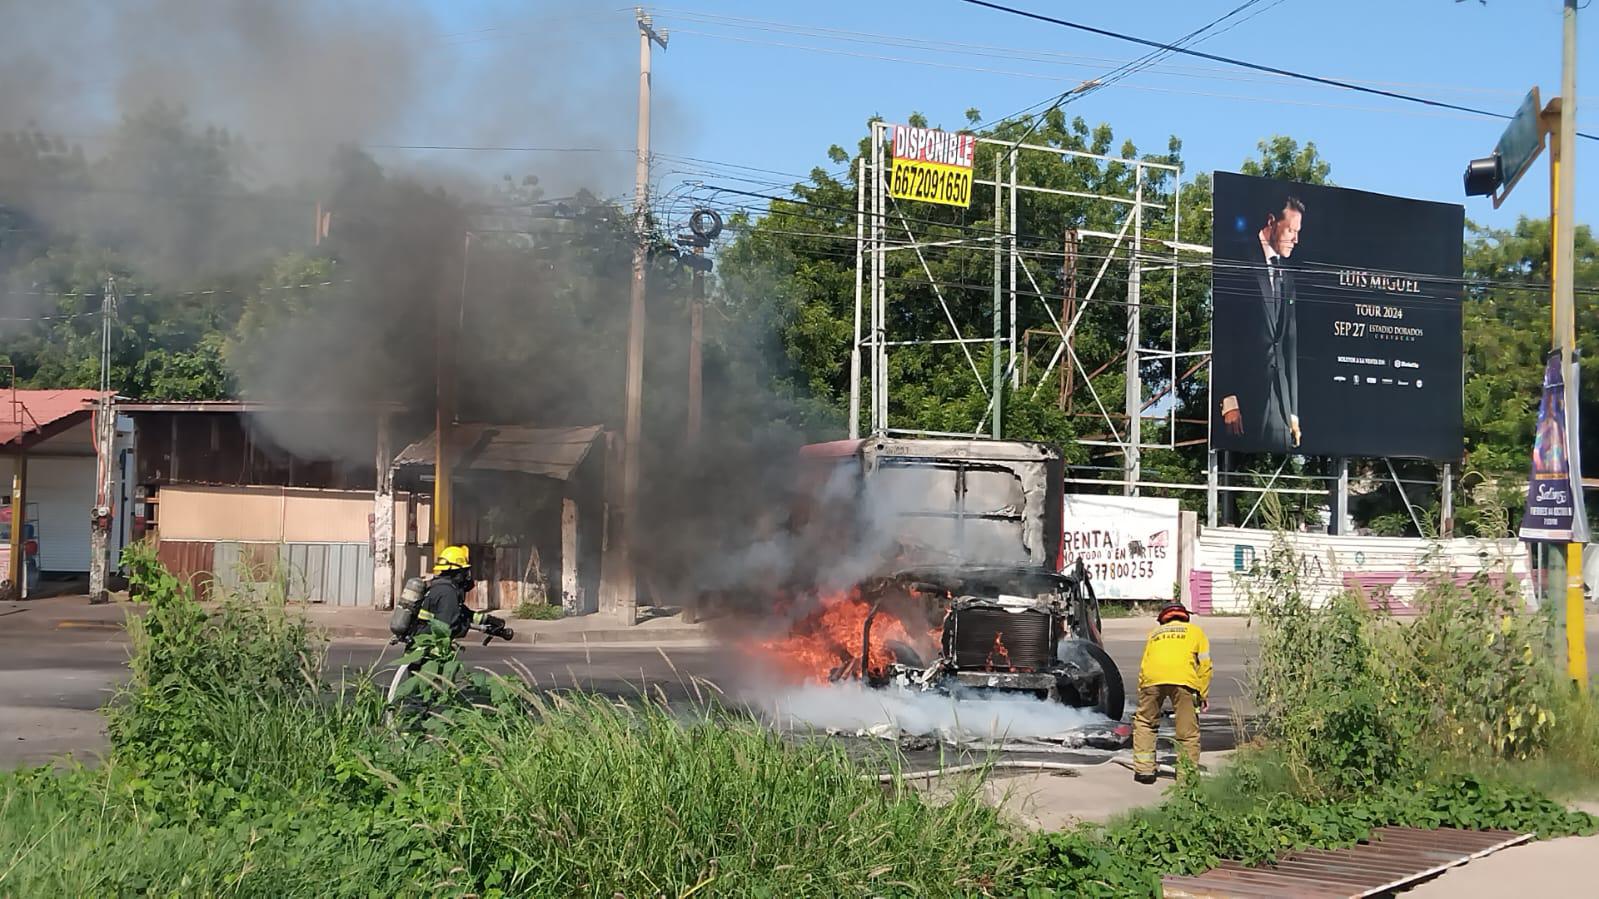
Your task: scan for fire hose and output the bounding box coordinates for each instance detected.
[866,756,1186,782]
[863,735,1193,782]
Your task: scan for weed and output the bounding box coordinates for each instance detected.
[513,599,564,620]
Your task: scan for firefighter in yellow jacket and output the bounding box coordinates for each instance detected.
[1132,602,1212,784]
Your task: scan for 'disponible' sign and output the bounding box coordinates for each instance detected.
[889,124,975,208]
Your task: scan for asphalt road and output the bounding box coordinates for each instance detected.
[0,625,1253,769]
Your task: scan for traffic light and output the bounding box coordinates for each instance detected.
[1463,154,1502,197]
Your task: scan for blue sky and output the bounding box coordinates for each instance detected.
[433,1,1595,233]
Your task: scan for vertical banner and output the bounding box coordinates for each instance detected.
[1520,354,1581,541]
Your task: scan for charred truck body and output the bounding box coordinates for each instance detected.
[791,438,1125,720]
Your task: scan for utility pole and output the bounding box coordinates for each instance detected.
[1463,4,1586,687]
[687,245,703,445]
[681,208,720,446]
[433,235,469,563]
[616,8,667,625]
[1553,0,1587,687]
[372,409,395,610]
[88,276,116,604]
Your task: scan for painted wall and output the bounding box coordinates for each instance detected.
[1187,527,1530,615]
[157,484,410,543]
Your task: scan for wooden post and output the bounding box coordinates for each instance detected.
[9,453,26,600]
[561,497,580,616]
[89,396,115,603]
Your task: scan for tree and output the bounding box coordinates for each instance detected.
[716,109,1198,461]
[1240,136,1334,185]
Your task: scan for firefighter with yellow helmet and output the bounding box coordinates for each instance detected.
[413,545,504,640]
[1131,602,1212,784]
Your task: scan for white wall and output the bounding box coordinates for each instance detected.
[1188,527,1530,615]
[0,454,95,572]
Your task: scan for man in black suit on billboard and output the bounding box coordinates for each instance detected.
[1219,196,1303,451]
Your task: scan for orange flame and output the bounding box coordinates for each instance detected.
[754,588,929,683]
[986,631,1013,672]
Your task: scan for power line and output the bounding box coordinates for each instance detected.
[364,143,630,154]
[977,0,1277,137]
[1,279,351,304]
[699,183,1599,301]
[655,6,1522,99]
[958,0,1599,142]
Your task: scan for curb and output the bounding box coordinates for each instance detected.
[54,620,126,632]
[51,618,712,647]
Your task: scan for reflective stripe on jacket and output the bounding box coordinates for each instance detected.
[1137,620,1213,698]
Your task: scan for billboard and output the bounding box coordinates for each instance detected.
[1061,495,1179,601]
[1209,172,1465,459]
[889,124,975,208]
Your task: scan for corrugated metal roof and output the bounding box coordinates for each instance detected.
[0,389,103,447]
[1162,826,1531,898]
[393,424,605,481]
[115,400,406,413]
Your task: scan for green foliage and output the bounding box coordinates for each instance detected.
[1383,572,1560,761]
[1240,536,1599,789]
[1239,135,1333,184]
[117,538,178,603]
[513,599,564,620]
[1242,536,1402,792]
[1,556,1019,897]
[108,545,322,773]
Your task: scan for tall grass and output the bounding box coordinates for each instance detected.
[1239,533,1599,799]
[0,555,1020,897]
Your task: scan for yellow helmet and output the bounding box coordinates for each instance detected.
[433,544,471,573]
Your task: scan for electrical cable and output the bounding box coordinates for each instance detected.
[697,181,1599,299]
[982,0,1276,153]
[959,0,1599,142]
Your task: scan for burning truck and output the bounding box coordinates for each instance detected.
[757,437,1125,722]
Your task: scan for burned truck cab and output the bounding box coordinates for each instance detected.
[792,438,1125,720]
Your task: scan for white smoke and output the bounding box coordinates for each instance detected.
[748,681,1109,745]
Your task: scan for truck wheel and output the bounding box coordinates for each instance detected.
[1083,641,1126,722]
[1057,638,1125,722]
[884,640,926,669]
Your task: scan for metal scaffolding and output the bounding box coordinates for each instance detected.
[851,121,1208,494]
[848,122,1458,532]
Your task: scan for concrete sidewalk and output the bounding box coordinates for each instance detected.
[0,594,712,646]
[1398,801,1599,896]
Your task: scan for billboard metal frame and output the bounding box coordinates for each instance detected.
[851,121,1204,481]
[849,122,1457,535]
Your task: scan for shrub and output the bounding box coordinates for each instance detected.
[1240,533,1599,795]
[1384,570,1559,761]
[513,599,564,620]
[1241,536,1405,792]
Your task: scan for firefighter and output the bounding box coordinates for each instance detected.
[415,545,503,640]
[1131,602,1212,784]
